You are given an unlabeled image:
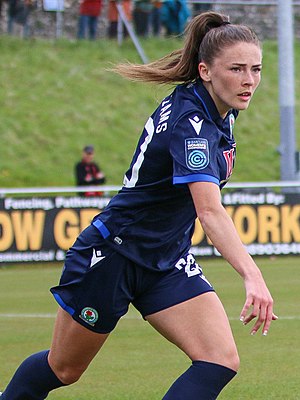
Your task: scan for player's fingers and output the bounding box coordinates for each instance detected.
[260,307,272,336]
[250,301,267,335]
[247,300,261,328]
[242,296,261,326]
[239,296,253,323]
[261,309,278,336]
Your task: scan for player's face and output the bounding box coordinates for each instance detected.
[199,42,262,118]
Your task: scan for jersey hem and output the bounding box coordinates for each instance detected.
[173,174,219,186]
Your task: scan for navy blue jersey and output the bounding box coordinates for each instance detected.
[92,80,238,271]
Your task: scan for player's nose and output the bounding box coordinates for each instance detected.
[242,70,255,86]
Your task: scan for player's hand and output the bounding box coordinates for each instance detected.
[240,275,278,336]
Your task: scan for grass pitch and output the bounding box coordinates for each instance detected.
[1,37,300,188]
[0,257,299,399]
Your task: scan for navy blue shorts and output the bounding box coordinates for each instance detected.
[50,225,214,333]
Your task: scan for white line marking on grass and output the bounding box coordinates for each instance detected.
[0,313,299,320]
[0,313,56,318]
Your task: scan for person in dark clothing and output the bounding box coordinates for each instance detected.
[7,0,32,37]
[75,145,106,196]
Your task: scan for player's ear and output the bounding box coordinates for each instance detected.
[198,62,211,82]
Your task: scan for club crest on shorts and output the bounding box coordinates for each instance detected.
[80,307,99,326]
[185,138,209,170]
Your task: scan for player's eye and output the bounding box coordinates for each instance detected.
[252,66,262,73]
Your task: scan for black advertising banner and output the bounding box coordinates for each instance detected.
[0,192,300,263]
[0,196,110,263]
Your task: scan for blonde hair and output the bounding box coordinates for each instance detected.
[113,11,261,85]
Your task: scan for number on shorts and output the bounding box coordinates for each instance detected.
[175,254,212,286]
[175,254,202,278]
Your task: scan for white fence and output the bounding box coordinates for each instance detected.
[0,186,121,197]
[0,181,299,197]
[190,1,300,4]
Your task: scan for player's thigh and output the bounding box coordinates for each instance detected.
[146,292,239,371]
[48,307,109,382]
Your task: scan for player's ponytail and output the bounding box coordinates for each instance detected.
[113,11,260,85]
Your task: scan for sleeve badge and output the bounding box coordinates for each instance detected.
[185,138,209,170]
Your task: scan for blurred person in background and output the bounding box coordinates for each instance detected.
[0,0,3,21]
[107,0,132,38]
[7,0,33,37]
[75,145,106,196]
[160,0,190,36]
[77,0,102,40]
[133,0,152,36]
[151,0,162,36]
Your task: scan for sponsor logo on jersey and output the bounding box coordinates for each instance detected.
[90,248,105,268]
[185,138,209,170]
[80,307,99,326]
[189,116,204,135]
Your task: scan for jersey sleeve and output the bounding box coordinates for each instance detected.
[170,112,221,186]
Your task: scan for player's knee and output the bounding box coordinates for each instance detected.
[196,345,240,372]
[226,349,240,372]
[52,364,86,385]
[191,343,240,372]
[219,340,240,372]
[215,342,240,372]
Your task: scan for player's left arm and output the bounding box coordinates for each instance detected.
[189,181,278,335]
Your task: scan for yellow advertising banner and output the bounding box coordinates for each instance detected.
[0,192,300,263]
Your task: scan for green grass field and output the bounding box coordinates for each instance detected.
[0,257,299,399]
[0,37,300,187]
[1,32,300,400]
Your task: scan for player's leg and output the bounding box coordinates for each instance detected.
[146,292,239,399]
[1,307,109,400]
[49,307,109,384]
[1,225,133,400]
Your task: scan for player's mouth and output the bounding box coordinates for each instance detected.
[238,91,252,101]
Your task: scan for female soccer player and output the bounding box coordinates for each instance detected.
[1,11,277,400]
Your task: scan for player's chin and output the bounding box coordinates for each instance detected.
[235,101,251,111]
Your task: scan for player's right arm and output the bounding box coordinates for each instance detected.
[188,181,277,336]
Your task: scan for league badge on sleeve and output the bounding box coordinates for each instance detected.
[185,138,209,170]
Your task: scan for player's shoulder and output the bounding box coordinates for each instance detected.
[161,82,207,127]
[172,81,203,109]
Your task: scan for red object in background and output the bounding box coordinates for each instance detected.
[79,0,102,17]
